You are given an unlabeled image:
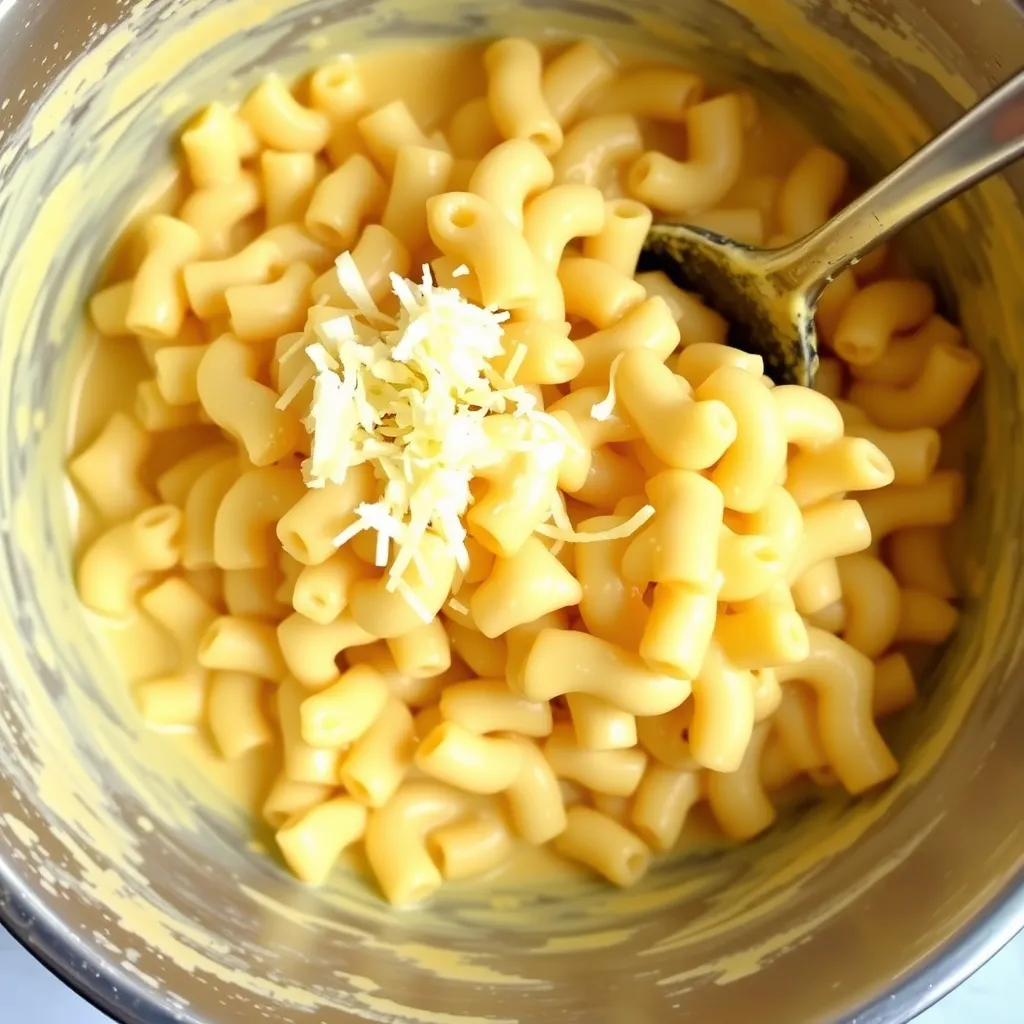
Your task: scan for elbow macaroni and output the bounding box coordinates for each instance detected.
[70,39,978,902]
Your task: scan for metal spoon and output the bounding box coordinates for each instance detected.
[639,71,1024,385]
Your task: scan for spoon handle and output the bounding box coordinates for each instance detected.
[766,70,1024,296]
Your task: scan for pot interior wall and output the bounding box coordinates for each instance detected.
[0,2,1022,1023]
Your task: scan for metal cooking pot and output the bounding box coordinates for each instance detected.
[0,1,1021,1022]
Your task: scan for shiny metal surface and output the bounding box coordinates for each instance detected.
[773,70,1024,288]
[0,2,1022,1024]
[644,70,1024,384]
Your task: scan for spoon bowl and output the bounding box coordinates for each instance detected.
[639,223,820,385]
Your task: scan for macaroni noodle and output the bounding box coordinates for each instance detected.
[69,38,978,903]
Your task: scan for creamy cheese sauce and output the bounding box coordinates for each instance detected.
[0,1,1021,1021]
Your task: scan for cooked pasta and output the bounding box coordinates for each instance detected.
[69,37,978,905]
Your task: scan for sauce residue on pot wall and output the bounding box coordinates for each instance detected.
[0,1,1021,1022]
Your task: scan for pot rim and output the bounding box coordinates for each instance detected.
[0,853,1021,1024]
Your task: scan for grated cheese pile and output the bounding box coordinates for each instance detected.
[278,254,653,597]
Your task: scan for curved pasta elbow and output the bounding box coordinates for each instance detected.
[276,465,377,566]
[575,514,649,650]
[631,764,703,852]
[776,628,898,794]
[553,806,651,887]
[740,486,803,569]
[440,679,551,738]
[833,279,935,366]
[179,172,263,259]
[213,466,307,570]
[415,722,524,794]
[544,724,647,796]
[468,138,554,230]
[887,526,958,599]
[787,499,873,583]
[503,735,567,844]
[573,298,681,392]
[276,796,368,886]
[126,216,203,341]
[299,664,390,747]
[226,262,318,343]
[523,183,606,272]
[697,364,787,513]
[470,536,582,638]
[627,94,745,214]
[552,114,643,187]
[467,450,560,558]
[844,423,941,487]
[856,470,965,541]
[519,629,691,715]
[385,617,452,680]
[348,534,457,639]
[340,697,416,808]
[582,197,653,277]
[716,526,788,603]
[872,652,918,718]
[198,615,287,681]
[181,102,245,188]
[427,191,538,309]
[427,813,512,881]
[363,781,473,906]
[542,40,618,127]
[848,342,982,430]
[895,587,960,645]
[675,342,763,389]
[777,146,848,238]
[69,411,154,522]
[197,335,300,466]
[785,437,894,507]
[714,586,809,670]
[689,643,756,773]
[484,38,563,156]
[566,693,636,751]
[208,672,274,760]
[278,611,375,689]
[706,722,775,840]
[382,144,455,253]
[306,153,388,250]
[837,554,901,658]
[770,385,844,452]
[495,321,583,385]
[241,72,331,153]
[78,505,183,617]
[616,348,736,470]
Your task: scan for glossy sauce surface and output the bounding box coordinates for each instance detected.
[69,39,839,890]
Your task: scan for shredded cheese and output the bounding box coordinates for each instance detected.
[591,351,626,422]
[534,504,656,543]
[504,342,528,384]
[282,257,576,593]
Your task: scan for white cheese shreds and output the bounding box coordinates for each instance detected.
[288,259,574,595]
[591,351,626,422]
[505,342,528,384]
[534,504,656,543]
[451,264,470,278]
[275,362,314,411]
[278,331,309,365]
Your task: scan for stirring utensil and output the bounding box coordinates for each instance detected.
[639,71,1024,385]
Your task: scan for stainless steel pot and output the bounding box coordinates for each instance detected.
[0,2,1022,1022]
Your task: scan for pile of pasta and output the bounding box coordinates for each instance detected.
[70,37,981,906]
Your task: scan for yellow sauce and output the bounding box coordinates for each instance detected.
[65,37,821,887]
[0,1,1020,1020]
